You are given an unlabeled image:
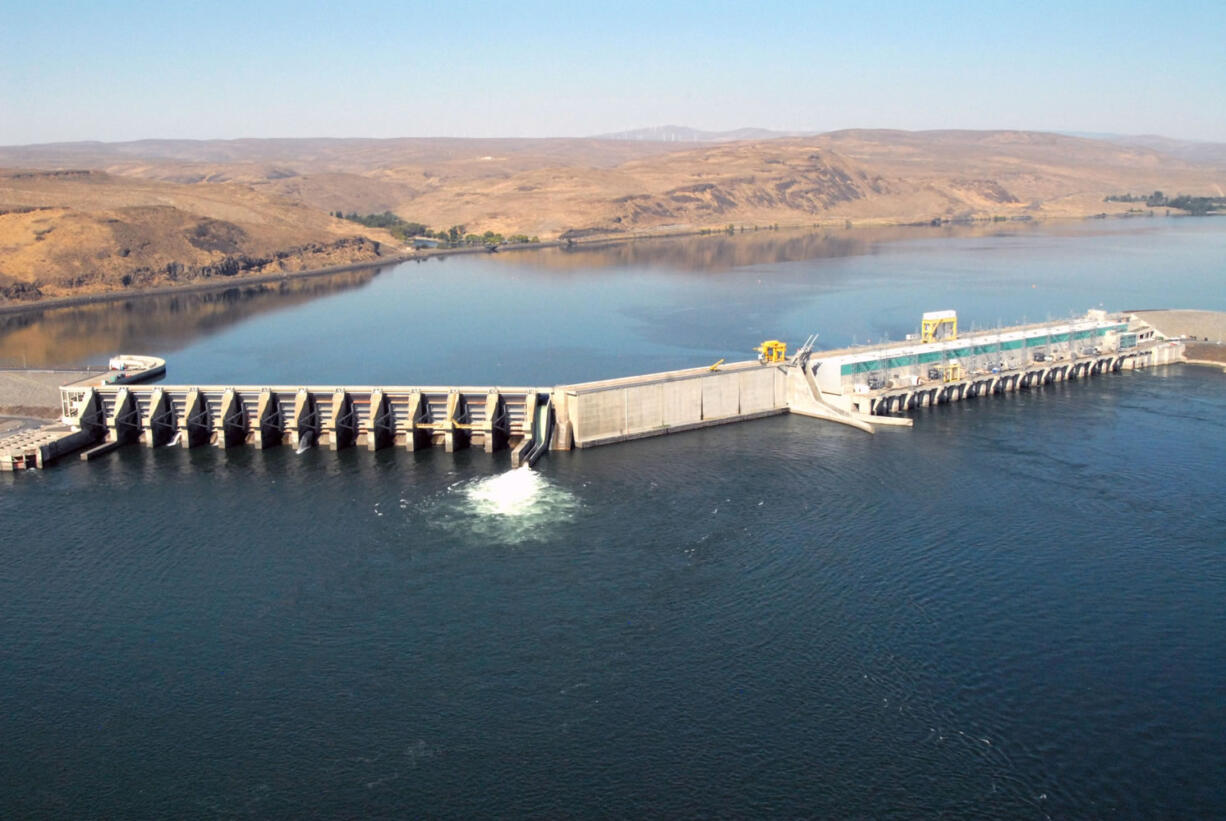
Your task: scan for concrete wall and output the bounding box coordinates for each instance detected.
[566,364,787,448]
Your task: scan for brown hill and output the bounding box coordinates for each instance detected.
[366,130,1225,237]
[1,131,1223,305]
[0,169,397,301]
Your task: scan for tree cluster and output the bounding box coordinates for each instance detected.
[1103,192,1226,214]
[333,212,539,247]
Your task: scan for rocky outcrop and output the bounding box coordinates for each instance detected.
[0,280,43,301]
[0,235,386,304]
[121,236,384,289]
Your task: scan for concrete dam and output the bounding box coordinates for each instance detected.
[1,310,1189,471]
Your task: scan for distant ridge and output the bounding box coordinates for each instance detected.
[1101,135,1226,167]
[592,125,811,143]
[1056,132,1226,167]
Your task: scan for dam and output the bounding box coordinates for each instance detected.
[1,310,1189,471]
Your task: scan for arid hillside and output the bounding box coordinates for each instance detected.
[0,169,398,301]
[355,130,1225,238]
[1,130,1223,304]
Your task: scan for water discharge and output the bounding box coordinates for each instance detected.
[428,467,581,544]
[467,467,550,517]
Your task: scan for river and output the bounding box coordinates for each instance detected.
[2,218,1224,817]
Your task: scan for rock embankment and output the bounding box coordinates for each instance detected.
[1184,343,1226,365]
[1132,310,1226,342]
[1,235,386,303]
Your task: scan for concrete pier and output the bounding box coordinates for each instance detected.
[0,424,95,470]
[860,345,1182,417]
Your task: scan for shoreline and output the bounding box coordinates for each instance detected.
[0,212,1210,319]
[0,254,417,318]
[1183,359,1226,371]
[0,225,761,318]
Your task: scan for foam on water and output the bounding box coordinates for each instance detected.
[466,467,550,517]
[426,467,581,544]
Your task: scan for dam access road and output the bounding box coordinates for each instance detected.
[0,310,1196,472]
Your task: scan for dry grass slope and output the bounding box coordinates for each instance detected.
[0,170,397,299]
[1,130,1223,303]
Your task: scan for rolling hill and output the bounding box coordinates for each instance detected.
[0,169,397,301]
[1,129,1223,304]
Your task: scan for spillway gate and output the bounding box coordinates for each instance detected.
[70,384,553,465]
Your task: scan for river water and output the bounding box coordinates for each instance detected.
[2,219,1225,817]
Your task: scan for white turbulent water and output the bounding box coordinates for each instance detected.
[426,467,582,545]
[466,467,551,517]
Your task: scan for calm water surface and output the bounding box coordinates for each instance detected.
[2,219,1224,817]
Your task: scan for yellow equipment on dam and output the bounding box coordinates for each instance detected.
[921,310,958,343]
[755,340,787,364]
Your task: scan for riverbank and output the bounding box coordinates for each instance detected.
[1131,309,1226,342]
[0,220,803,317]
[1129,310,1226,371]
[1184,343,1226,369]
[0,254,418,318]
[0,227,745,317]
[2,212,1192,319]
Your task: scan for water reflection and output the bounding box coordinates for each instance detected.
[495,222,1051,275]
[0,267,382,368]
[1,218,1214,375]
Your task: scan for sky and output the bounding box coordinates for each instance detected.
[2,0,1224,146]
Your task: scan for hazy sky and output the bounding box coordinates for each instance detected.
[2,0,1224,145]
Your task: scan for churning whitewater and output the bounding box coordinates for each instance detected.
[417,467,583,544]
